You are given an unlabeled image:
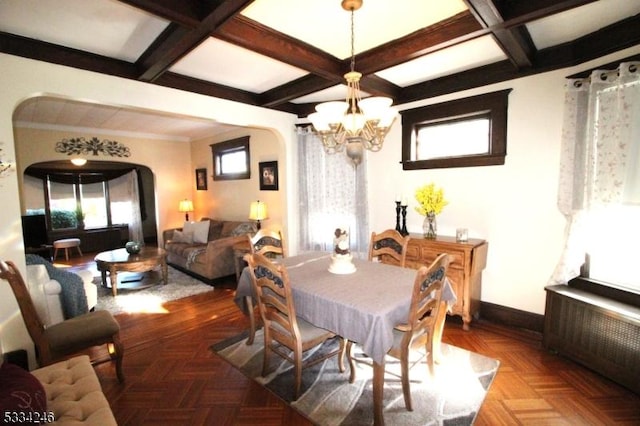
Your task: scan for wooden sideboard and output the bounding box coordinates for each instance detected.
[380,233,488,330]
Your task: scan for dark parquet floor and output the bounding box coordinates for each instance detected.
[58,253,640,425]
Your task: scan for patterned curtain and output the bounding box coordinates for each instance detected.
[550,61,640,284]
[109,170,144,244]
[297,128,369,256]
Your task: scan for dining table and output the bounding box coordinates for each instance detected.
[234,251,457,425]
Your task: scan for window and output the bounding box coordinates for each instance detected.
[211,136,250,181]
[401,89,511,169]
[80,181,108,228]
[583,205,640,292]
[46,177,110,230]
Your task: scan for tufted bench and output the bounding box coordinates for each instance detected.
[53,238,83,261]
[30,355,116,425]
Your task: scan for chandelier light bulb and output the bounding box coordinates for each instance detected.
[342,112,366,134]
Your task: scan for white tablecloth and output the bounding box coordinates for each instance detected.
[234,252,457,364]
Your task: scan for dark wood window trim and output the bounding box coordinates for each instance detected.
[568,276,640,308]
[575,254,640,307]
[401,89,511,170]
[211,136,250,181]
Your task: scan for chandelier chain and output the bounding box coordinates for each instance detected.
[350,8,355,73]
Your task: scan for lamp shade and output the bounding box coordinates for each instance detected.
[178,199,193,213]
[249,201,268,221]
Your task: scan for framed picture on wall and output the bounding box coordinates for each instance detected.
[259,161,278,191]
[196,168,207,190]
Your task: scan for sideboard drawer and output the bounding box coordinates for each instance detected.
[416,246,464,270]
[387,234,488,330]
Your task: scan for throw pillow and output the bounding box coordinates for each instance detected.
[231,222,256,236]
[172,229,193,244]
[0,361,48,415]
[183,220,210,244]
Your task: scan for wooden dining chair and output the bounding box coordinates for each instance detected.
[248,228,287,258]
[0,259,125,383]
[244,252,347,400]
[244,228,286,345]
[347,253,451,411]
[368,229,410,267]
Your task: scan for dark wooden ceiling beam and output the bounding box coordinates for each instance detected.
[216,15,344,80]
[0,31,137,79]
[254,12,481,106]
[136,0,254,82]
[117,0,203,27]
[359,75,403,99]
[398,15,640,105]
[497,0,600,26]
[154,72,260,106]
[354,12,484,74]
[259,75,339,108]
[464,0,534,68]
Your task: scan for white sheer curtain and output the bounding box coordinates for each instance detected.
[297,128,369,256]
[550,61,640,285]
[109,170,144,244]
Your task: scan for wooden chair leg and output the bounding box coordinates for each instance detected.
[400,348,413,411]
[346,340,356,383]
[294,349,303,400]
[245,296,256,345]
[262,335,271,378]
[337,338,346,373]
[108,333,125,383]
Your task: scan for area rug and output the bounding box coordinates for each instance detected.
[211,329,499,425]
[93,267,214,315]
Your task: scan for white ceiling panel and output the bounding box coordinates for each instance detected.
[3,0,637,139]
[170,38,308,93]
[241,0,468,59]
[527,0,640,50]
[291,85,372,105]
[376,36,507,87]
[0,0,169,62]
[13,97,232,142]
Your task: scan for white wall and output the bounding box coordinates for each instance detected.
[0,53,297,361]
[2,44,640,361]
[14,126,192,234]
[368,45,640,315]
[189,127,286,238]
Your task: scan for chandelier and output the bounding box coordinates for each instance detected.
[307,0,397,166]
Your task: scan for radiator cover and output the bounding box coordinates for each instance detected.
[544,285,640,394]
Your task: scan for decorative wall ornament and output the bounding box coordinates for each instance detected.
[55,137,131,158]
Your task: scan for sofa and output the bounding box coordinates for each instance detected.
[0,355,116,425]
[26,263,97,326]
[163,218,256,283]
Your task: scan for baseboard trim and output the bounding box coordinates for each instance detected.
[479,301,545,334]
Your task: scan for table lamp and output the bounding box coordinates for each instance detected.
[179,199,194,221]
[249,200,268,230]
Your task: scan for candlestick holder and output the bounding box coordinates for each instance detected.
[400,205,409,236]
[395,201,402,233]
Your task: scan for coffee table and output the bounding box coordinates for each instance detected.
[95,247,168,296]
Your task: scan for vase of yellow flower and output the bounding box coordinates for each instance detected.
[414,183,448,239]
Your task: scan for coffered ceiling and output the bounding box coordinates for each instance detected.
[2,0,640,140]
